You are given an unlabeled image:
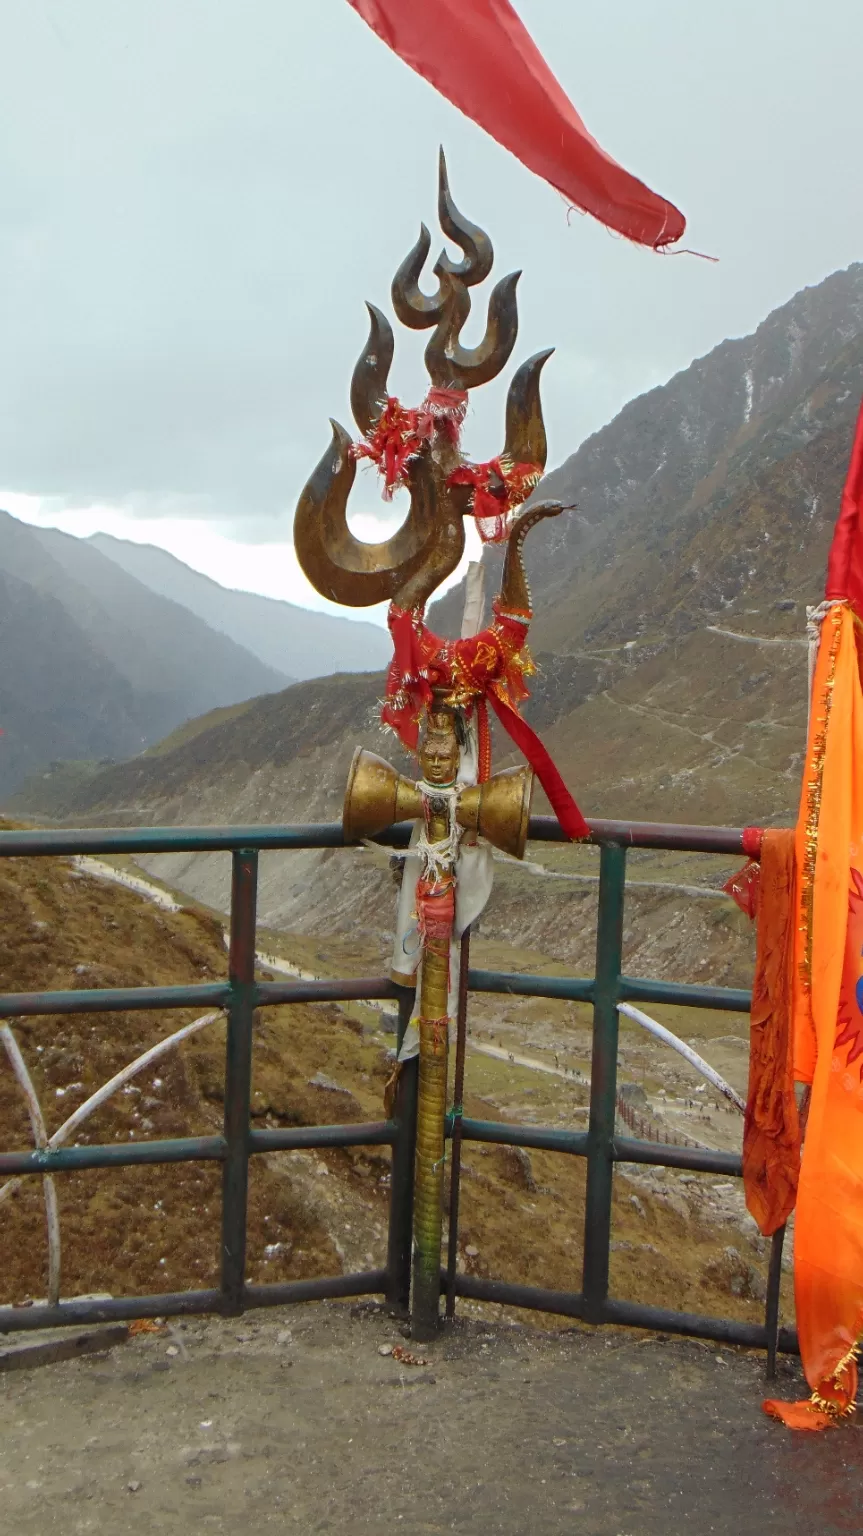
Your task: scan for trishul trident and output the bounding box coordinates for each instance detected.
[294,151,573,1337]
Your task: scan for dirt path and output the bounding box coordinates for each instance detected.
[1,1303,859,1535]
[705,625,806,648]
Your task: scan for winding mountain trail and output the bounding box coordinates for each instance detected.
[705,624,807,647]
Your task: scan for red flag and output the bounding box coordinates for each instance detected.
[825,397,863,615]
[347,0,685,250]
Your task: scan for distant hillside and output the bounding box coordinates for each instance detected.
[432,261,863,649]
[89,533,393,680]
[0,512,289,797]
[429,262,863,828]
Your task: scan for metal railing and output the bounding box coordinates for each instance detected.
[0,816,794,1372]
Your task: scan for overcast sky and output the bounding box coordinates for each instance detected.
[2,0,862,621]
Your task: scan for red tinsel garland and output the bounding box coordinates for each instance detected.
[351,388,467,498]
[448,455,543,542]
[381,600,588,841]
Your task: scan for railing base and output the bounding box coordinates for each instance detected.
[445,1273,800,1356]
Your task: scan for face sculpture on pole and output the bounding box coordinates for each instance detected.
[294,151,587,1338]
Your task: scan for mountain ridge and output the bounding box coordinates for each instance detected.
[88,532,393,681]
[0,510,290,796]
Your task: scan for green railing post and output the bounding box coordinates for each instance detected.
[385,986,418,1314]
[582,840,626,1322]
[220,849,258,1315]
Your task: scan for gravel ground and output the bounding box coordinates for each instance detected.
[1,1302,861,1535]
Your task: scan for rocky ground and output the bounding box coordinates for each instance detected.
[2,1302,860,1536]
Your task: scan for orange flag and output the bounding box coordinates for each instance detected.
[742,829,800,1239]
[764,404,863,1429]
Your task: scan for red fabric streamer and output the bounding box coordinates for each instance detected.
[381,600,589,840]
[825,397,863,617]
[448,456,542,543]
[346,0,685,250]
[485,688,588,840]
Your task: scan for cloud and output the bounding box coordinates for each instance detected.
[1,0,861,561]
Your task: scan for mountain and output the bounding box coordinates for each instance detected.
[20,262,863,843]
[88,533,393,681]
[433,261,863,651]
[0,511,290,797]
[428,261,863,827]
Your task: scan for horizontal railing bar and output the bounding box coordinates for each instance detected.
[0,824,358,857]
[0,1122,398,1177]
[449,1117,589,1156]
[619,976,752,1012]
[243,1270,387,1308]
[249,1123,395,1152]
[449,1273,587,1319]
[0,1289,223,1333]
[601,1297,799,1354]
[612,1137,742,1176]
[0,816,751,860]
[0,977,401,1021]
[0,972,749,1022]
[571,818,747,854]
[0,982,229,1019]
[2,1273,798,1352]
[0,1135,226,1176]
[257,978,400,1006]
[468,970,594,1003]
[449,1123,737,1173]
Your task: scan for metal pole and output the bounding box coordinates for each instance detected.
[445,928,471,1320]
[582,841,626,1321]
[411,785,455,1341]
[765,1224,786,1380]
[386,985,417,1314]
[220,849,258,1315]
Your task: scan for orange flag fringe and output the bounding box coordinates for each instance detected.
[763,602,863,1429]
[742,829,800,1238]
